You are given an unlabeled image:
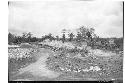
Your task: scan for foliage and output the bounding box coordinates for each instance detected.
[56,35,59,41]
[114,38,123,51]
[76,32,83,42]
[8,32,16,44]
[8,26,123,52]
[62,33,66,43]
[8,32,39,44]
[61,29,67,43]
[41,33,55,41]
[68,32,75,41]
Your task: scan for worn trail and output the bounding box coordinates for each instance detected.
[16,48,61,79]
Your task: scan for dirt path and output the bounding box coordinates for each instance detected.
[15,48,62,80]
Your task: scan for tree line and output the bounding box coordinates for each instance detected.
[8,26,123,51]
[8,26,96,44]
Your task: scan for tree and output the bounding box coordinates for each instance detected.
[62,29,66,43]
[47,33,54,41]
[8,32,16,44]
[77,26,96,41]
[76,26,88,42]
[41,33,55,41]
[22,32,32,42]
[88,28,95,41]
[76,32,82,42]
[30,37,38,42]
[27,32,32,42]
[86,31,92,40]
[62,33,66,43]
[68,32,75,41]
[56,35,59,41]
[79,26,89,39]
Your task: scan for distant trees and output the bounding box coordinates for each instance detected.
[114,38,123,51]
[68,32,75,41]
[8,32,38,44]
[77,26,96,41]
[41,33,55,41]
[8,26,123,52]
[60,26,97,43]
[8,32,16,44]
[62,34,66,43]
[62,29,66,43]
[47,33,55,41]
[22,32,33,42]
[7,27,98,45]
[76,32,83,42]
[56,36,59,41]
[75,26,97,46]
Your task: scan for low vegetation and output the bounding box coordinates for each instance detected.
[8,26,123,81]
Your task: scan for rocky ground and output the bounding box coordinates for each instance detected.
[8,42,123,82]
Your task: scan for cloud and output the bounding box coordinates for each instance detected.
[8,1,123,38]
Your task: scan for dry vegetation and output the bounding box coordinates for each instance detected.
[8,27,123,82]
[8,41,123,81]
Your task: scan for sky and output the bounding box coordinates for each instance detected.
[8,1,123,38]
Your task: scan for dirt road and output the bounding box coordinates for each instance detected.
[13,48,62,80]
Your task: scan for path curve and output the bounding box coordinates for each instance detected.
[17,48,62,79]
